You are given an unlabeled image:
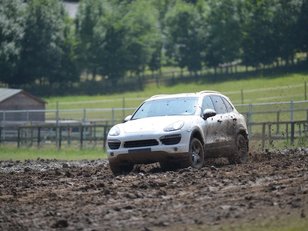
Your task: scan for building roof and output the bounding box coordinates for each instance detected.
[0,88,46,104]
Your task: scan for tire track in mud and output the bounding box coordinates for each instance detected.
[0,149,307,230]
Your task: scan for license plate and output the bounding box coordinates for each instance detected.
[128,148,151,153]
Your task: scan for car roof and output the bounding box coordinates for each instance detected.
[148,90,222,101]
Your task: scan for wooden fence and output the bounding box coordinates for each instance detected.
[0,122,112,150]
[0,120,307,151]
[249,120,307,150]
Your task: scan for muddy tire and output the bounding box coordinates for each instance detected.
[182,138,205,169]
[109,161,134,175]
[229,134,248,164]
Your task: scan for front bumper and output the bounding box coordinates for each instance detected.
[107,131,191,164]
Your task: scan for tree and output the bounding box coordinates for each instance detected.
[204,0,242,71]
[296,0,308,59]
[94,13,128,85]
[272,0,302,64]
[165,1,203,73]
[91,0,161,85]
[59,17,79,85]
[75,0,107,79]
[18,0,68,85]
[0,0,25,85]
[122,0,161,74]
[241,0,277,67]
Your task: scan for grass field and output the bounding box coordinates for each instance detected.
[46,72,308,110]
[0,146,106,161]
[200,215,308,231]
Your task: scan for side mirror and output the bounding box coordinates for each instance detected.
[203,109,216,120]
[123,115,132,122]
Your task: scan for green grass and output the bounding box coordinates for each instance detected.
[217,216,308,231]
[171,215,308,231]
[0,146,106,161]
[46,72,308,110]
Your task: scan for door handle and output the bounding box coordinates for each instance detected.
[217,119,222,123]
[233,118,237,121]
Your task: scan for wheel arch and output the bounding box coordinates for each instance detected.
[237,128,249,151]
[190,128,205,145]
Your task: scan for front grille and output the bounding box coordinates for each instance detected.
[124,139,159,148]
[160,134,181,145]
[108,140,121,150]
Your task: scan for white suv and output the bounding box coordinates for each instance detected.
[107,91,248,175]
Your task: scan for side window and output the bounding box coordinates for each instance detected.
[202,96,215,111]
[211,95,227,114]
[222,97,234,113]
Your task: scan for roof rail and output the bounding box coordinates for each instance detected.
[198,90,220,94]
[150,94,170,99]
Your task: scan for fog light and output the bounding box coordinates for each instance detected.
[110,152,114,156]
[174,147,178,152]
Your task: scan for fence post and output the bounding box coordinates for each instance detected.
[56,102,60,150]
[290,100,295,145]
[103,123,108,149]
[268,123,272,147]
[122,97,125,119]
[261,123,266,151]
[67,125,71,146]
[276,111,280,134]
[241,89,244,104]
[59,126,62,150]
[286,123,289,143]
[3,111,6,141]
[112,108,115,125]
[305,81,307,100]
[17,127,21,148]
[37,127,41,148]
[30,123,34,147]
[248,104,253,137]
[83,108,87,122]
[80,125,84,150]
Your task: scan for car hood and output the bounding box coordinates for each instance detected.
[119,116,194,134]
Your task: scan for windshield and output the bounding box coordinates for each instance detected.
[132,97,198,120]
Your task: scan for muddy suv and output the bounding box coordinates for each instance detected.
[107,91,248,175]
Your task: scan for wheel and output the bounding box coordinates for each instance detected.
[109,161,134,175]
[229,134,248,164]
[182,138,205,169]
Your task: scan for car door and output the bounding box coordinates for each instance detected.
[221,96,237,139]
[208,95,233,155]
[201,96,218,156]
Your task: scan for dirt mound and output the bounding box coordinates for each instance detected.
[0,149,307,230]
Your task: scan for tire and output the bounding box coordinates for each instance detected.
[109,161,134,175]
[182,138,205,169]
[229,134,248,164]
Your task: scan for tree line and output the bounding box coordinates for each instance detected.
[0,0,307,88]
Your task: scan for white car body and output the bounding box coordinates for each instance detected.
[107,91,248,174]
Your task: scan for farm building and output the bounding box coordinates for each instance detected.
[0,88,46,123]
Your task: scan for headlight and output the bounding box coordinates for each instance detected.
[164,121,184,132]
[108,126,120,136]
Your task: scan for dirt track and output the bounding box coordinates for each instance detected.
[0,149,307,230]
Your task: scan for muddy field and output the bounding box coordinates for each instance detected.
[0,149,307,231]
